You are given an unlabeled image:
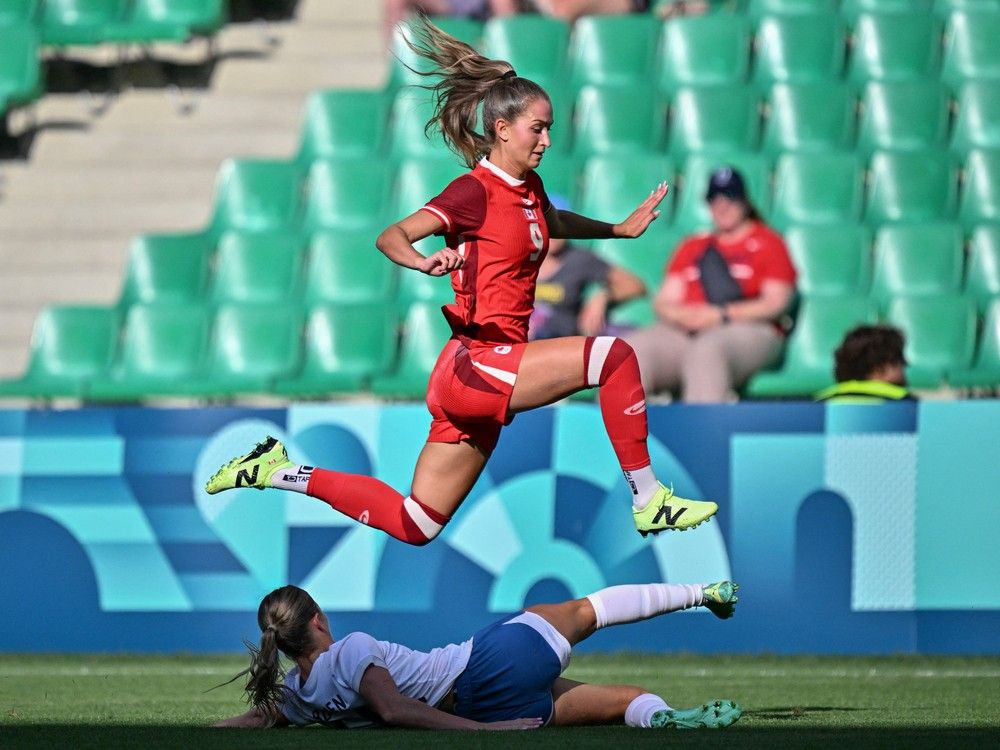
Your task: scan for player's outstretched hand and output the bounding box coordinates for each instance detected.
[614,181,669,239]
[481,717,544,730]
[416,248,464,276]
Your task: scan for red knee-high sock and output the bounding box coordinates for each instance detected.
[585,336,651,471]
[306,469,449,546]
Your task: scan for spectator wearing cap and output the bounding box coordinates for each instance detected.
[625,167,797,403]
[815,325,914,403]
[530,197,648,341]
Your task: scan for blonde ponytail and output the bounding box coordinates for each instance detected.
[402,15,549,167]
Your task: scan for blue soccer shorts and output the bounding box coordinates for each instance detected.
[452,611,572,725]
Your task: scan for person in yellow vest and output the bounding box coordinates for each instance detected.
[815,324,914,403]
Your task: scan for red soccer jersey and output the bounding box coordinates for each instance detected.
[666,222,797,304]
[421,159,550,344]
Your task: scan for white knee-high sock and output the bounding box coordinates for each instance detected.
[269,464,313,493]
[586,583,703,629]
[625,693,670,727]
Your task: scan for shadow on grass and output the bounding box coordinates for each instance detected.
[3,725,998,750]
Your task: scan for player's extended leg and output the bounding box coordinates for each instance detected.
[509,335,717,535]
[205,436,486,546]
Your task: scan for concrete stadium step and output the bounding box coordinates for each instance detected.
[0,0,383,382]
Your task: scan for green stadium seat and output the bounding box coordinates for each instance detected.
[391,155,466,220]
[657,13,750,93]
[206,159,303,238]
[302,157,392,233]
[847,12,942,84]
[591,229,676,316]
[117,232,211,308]
[784,224,873,297]
[949,297,1000,387]
[746,296,877,397]
[0,306,119,399]
[959,149,1000,228]
[387,88,451,160]
[666,85,760,160]
[0,1,39,25]
[210,231,303,305]
[857,81,951,157]
[747,0,838,19]
[397,262,455,310]
[885,294,976,387]
[751,12,846,87]
[294,89,388,166]
[761,81,857,156]
[40,0,128,46]
[274,302,397,396]
[185,303,302,397]
[567,13,659,93]
[370,302,453,398]
[942,10,1000,85]
[304,229,396,305]
[535,149,580,204]
[864,150,958,225]
[673,151,771,233]
[0,24,42,117]
[951,81,1000,158]
[771,152,864,229]
[841,0,936,23]
[965,224,1000,311]
[482,15,569,88]
[385,17,483,93]
[106,0,226,42]
[934,0,1000,18]
[572,84,667,157]
[578,154,676,236]
[87,303,211,401]
[870,222,965,307]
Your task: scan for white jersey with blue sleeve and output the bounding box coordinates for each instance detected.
[279,632,473,728]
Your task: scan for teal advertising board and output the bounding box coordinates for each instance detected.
[0,401,996,653]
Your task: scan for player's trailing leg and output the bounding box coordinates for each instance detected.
[583,336,718,537]
[205,437,293,493]
[205,436,448,546]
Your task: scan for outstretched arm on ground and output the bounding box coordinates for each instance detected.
[212,705,290,729]
[359,665,542,731]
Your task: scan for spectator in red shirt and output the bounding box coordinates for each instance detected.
[625,167,797,403]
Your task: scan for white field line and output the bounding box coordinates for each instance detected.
[0,665,998,679]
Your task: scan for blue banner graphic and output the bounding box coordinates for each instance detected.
[0,402,996,654]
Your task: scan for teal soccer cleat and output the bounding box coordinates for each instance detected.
[651,699,742,730]
[702,581,740,620]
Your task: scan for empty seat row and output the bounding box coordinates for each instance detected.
[403,9,1000,104]
[3,290,995,403]
[303,79,1000,168]
[747,293,996,395]
[0,1,226,46]
[0,300,447,401]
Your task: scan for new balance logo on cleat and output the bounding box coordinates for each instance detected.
[653,505,686,526]
[236,465,259,487]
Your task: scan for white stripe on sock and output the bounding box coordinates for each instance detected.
[587,336,616,386]
[403,496,443,540]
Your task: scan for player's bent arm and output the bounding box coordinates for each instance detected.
[376,210,445,269]
[212,706,291,729]
[358,665,541,731]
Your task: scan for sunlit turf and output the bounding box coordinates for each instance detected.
[2,653,997,748]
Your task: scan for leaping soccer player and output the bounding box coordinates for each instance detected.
[206,16,719,544]
[213,580,742,730]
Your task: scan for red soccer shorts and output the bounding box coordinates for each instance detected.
[426,337,528,454]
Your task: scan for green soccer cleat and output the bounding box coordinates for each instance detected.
[651,699,742,730]
[702,581,740,620]
[633,483,718,537]
[205,436,293,495]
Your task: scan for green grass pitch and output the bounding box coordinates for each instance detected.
[2,653,997,749]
